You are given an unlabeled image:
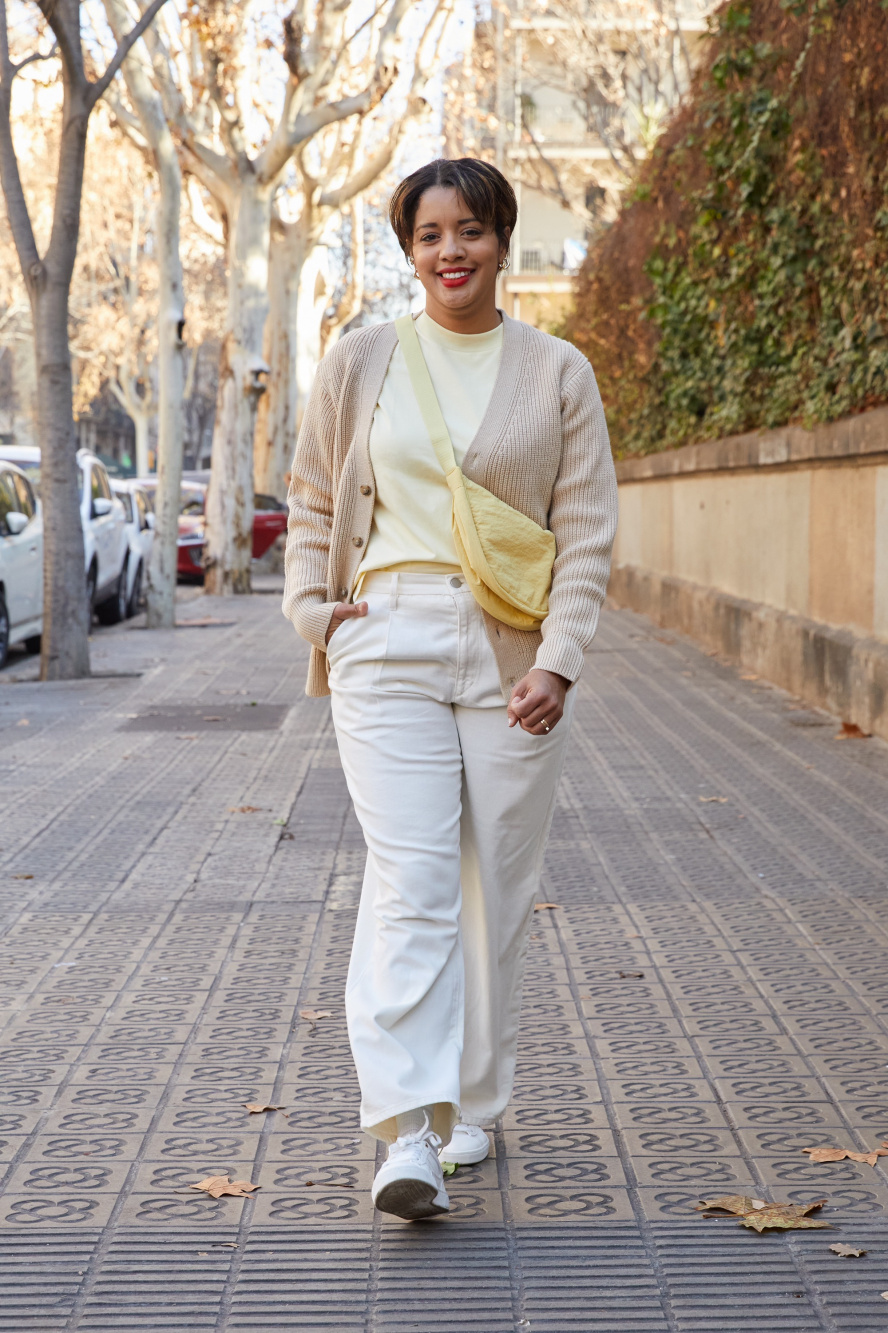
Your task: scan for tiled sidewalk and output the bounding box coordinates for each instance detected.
[1,586,887,1330]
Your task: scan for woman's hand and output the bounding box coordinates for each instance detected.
[507,668,570,734]
[325,600,368,645]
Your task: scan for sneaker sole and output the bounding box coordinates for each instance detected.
[374,1177,450,1221]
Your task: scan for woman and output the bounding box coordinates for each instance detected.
[283,157,617,1221]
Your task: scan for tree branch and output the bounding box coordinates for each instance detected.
[88,0,171,109]
[11,43,58,77]
[0,0,41,277]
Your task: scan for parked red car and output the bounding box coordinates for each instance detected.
[138,479,288,581]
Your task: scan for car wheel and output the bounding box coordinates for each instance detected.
[97,562,127,626]
[24,635,41,656]
[0,592,9,670]
[86,563,98,624]
[126,561,143,618]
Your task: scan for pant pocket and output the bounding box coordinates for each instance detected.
[373,595,458,697]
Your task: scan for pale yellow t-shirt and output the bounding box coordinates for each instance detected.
[355,310,504,587]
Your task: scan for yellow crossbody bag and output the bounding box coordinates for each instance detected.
[395,315,555,632]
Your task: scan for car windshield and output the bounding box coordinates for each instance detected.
[180,490,205,516]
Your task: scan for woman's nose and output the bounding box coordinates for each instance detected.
[439,232,466,259]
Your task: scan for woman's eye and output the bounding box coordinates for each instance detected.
[420,233,438,243]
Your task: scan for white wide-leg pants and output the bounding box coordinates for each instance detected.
[328,572,575,1143]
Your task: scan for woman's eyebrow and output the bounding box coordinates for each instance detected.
[414,216,480,231]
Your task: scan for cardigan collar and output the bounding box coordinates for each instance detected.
[350,310,526,482]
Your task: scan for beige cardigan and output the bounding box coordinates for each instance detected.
[282,312,618,699]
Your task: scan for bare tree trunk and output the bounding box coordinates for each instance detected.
[145,133,185,627]
[33,279,90,678]
[103,0,186,630]
[253,219,303,501]
[0,57,92,679]
[203,180,272,595]
[0,0,169,677]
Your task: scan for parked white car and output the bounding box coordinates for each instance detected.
[0,446,130,632]
[77,451,130,625]
[111,479,154,616]
[0,460,42,668]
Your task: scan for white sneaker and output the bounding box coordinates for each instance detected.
[372,1118,450,1220]
[439,1122,491,1165]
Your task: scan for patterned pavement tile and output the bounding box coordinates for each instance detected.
[2,584,888,1328]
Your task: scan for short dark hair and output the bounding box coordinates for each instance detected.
[389,158,518,258]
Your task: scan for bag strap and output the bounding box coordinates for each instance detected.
[395,315,459,477]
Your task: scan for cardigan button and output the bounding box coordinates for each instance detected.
[352,536,364,547]
[339,587,349,599]
[360,485,372,496]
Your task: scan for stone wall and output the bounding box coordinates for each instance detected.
[609,406,888,739]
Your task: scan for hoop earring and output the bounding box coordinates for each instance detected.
[499,256,511,271]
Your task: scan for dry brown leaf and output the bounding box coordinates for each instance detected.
[244,1103,284,1114]
[11,873,34,880]
[618,971,645,979]
[534,903,561,911]
[299,1009,332,1023]
[835,722,871,740]
[830,1244,866,1258]
[229,805,264,814]
[698,1195,829,1231]
[740,673,758,681]
[741,1201,830,1232]
[699,796,728,803]
[190,1175,260,1199]
[697,1195,766,1216]
[803,1146,888,1167]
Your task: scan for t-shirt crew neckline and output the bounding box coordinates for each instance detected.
[416,309,504,352]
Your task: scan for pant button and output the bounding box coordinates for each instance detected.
[449,576,462,589]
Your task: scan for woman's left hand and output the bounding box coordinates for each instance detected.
[507,668,570,735]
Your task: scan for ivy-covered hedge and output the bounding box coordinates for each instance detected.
[565,0,888,457]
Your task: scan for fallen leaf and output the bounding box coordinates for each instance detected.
[441,1161,458,1177]
[279,832,295,841]
[803,1146,888,1167]
[229,805,264,814]
[273,818,287,826]
[534,903,560,911]
[212,1243,239,1248]
[830,1244,866,1258]
[244,1103,284,1114]
[835,722,871,740]
[190,1175,260,1199]
[11,873,34,880]
[16,718,29,726]
[697,1195,766,1217]
[699,1195,829,1232]
[203,716,222,722]
[881,1292,888,1301]
[740,673,758,681]
[699,796,728,803]
[299,1009,332,1023]
[618,971,645,979]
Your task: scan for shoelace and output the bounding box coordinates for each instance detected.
[387,1114,442,1162]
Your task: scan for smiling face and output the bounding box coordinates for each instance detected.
[409,186,509,333]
